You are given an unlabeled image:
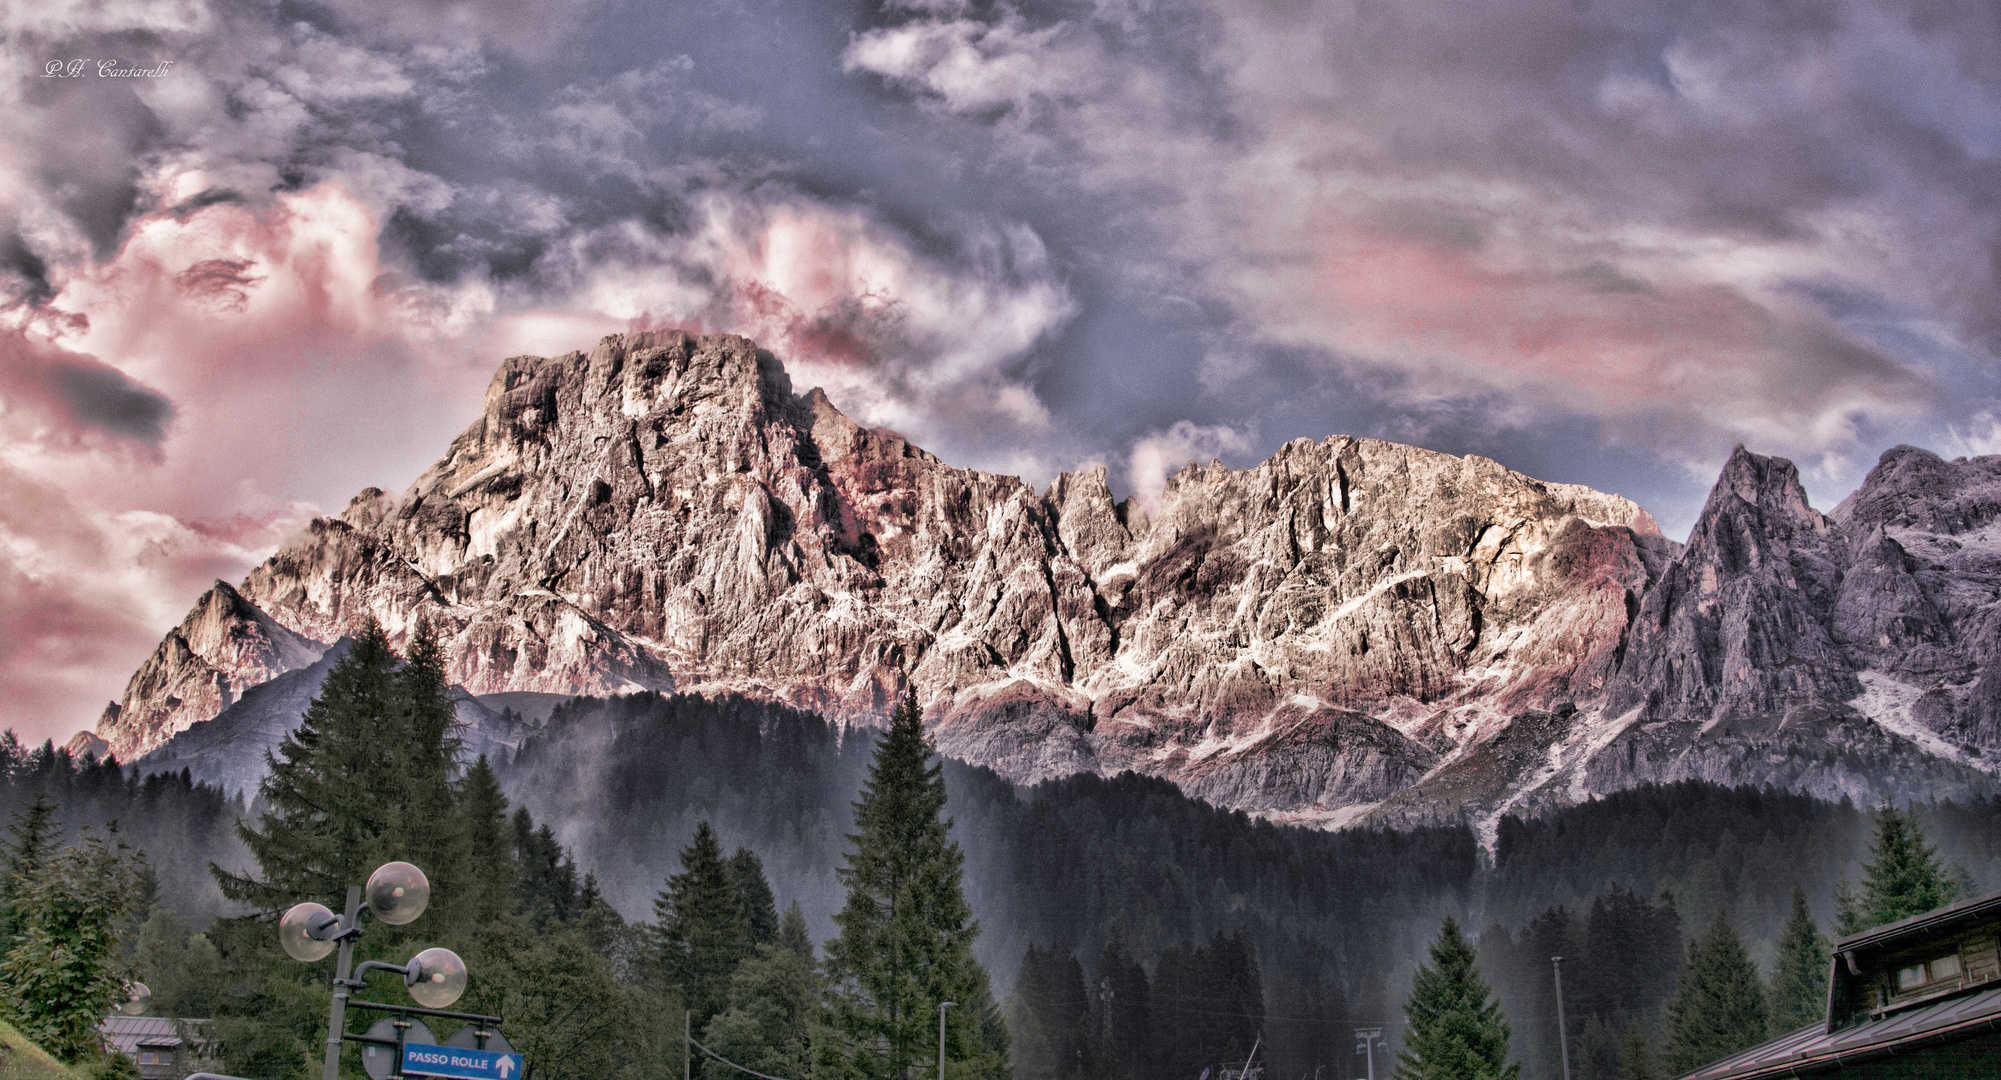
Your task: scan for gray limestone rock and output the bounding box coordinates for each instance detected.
[112,336,2001,829]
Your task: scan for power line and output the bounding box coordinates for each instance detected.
[687,1034,802,1080]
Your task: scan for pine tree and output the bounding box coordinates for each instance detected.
[216,622,421,910]
[1618,1020,1653,1080]
[393,618,469,929]
[459,755,514,926]
[1009,944,1091,1080]
[514,808,579,928]
[1394,916,1518,1080]
[1663,914,1768,1073]
[1835,804,1962,934]
[1768,886,1830,1034]
[0,791,59,942]
[779,901,814,963]
[727,847,779,947]
[574,872,626,958]
[822,686,1008,1080]
[656,822,749,1028]
[1093,936,1152,1080]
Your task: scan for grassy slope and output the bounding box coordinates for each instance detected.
[0,1020,86,1080]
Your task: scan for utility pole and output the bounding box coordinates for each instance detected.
[684,1010,691,1080]
[1353,1027,1383,1080]
[1551,956,1572,1080]
[939,1001,956,1080]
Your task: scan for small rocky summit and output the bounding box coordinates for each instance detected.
[102,331,2001,824]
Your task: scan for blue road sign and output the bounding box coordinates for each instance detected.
[401,1043,523,1080]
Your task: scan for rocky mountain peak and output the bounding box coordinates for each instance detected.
[103,333,2001,828]
[96,578,325,760]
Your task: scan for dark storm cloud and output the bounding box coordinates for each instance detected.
[0,333,175,448]
[835,0,2001,521]
[52,360,175,444]
[0,231,56,309]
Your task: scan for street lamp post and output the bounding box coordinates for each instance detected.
[279,861,470,1080]
[1552,956,1572,1080]
[938,1001,957,1080]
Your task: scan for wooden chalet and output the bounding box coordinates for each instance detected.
[1677,889,2001,1078]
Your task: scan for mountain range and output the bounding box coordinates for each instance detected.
[83,330,2001,829]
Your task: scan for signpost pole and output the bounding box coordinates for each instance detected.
[324,886,362,1080]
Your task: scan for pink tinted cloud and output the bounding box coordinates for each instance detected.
[0,182,488,743]
[0,329,175,452]
[1306,221,1929,449]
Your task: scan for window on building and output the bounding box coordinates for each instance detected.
[1895,954,1964,992]
[138,1052,156,1065]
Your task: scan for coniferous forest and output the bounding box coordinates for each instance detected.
[2,667,2000,1080]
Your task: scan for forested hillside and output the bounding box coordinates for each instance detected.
[7,688,2001,1079]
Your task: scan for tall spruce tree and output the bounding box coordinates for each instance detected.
[1663,914,1768,1073]
[727,847,779,948]
[1394,917,1518,1080]
[779,901,814,963]
[822,686,1008,1080]
[656,821,749,1028]
[392,619,469,930]
[1768,886,1831,1034]
[1835,804,1963,934]
[216,621,449,909]
[459,755,514,926]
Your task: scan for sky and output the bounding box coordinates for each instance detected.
[2,0,2000,745]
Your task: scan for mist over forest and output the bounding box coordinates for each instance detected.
[7,692,2001,1079]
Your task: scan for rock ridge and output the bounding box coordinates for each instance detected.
[104,334,2001,825]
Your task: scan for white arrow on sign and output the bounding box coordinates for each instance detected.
[496,1056,516,1079]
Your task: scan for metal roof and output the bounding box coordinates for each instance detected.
[1676,984,2001,1079]
[1833,890,2001,955]
[98,1017,191,1055]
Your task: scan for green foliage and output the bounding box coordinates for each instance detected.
[0,828,147,1062]
[1394,917,1518,1080]
[729,848,779,948]
[1835,804,1963,935]
[779,901,814,963]
[699,944,819,1080]
[84,1054,136,1080]
[0,794,58,944]
[0,1015,91,1080]
[1006,945,1092,1080]
[656,822,750,1028]
[822,687,1007,1080]
[216,621,459,911]
[1768,886,1830,1034]
[1663,914,1768,1074]
[460,919,674,1080]
[132,906,223,1018]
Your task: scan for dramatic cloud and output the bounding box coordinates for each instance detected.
[2,0,1998,741]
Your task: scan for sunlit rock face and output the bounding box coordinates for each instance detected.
[95,580,325,761]
[105,333,2001,824]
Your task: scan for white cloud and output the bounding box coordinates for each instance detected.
[1128,420,1250,507]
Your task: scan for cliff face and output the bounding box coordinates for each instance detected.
[104,332,2001,824]
[95,580,325,760]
